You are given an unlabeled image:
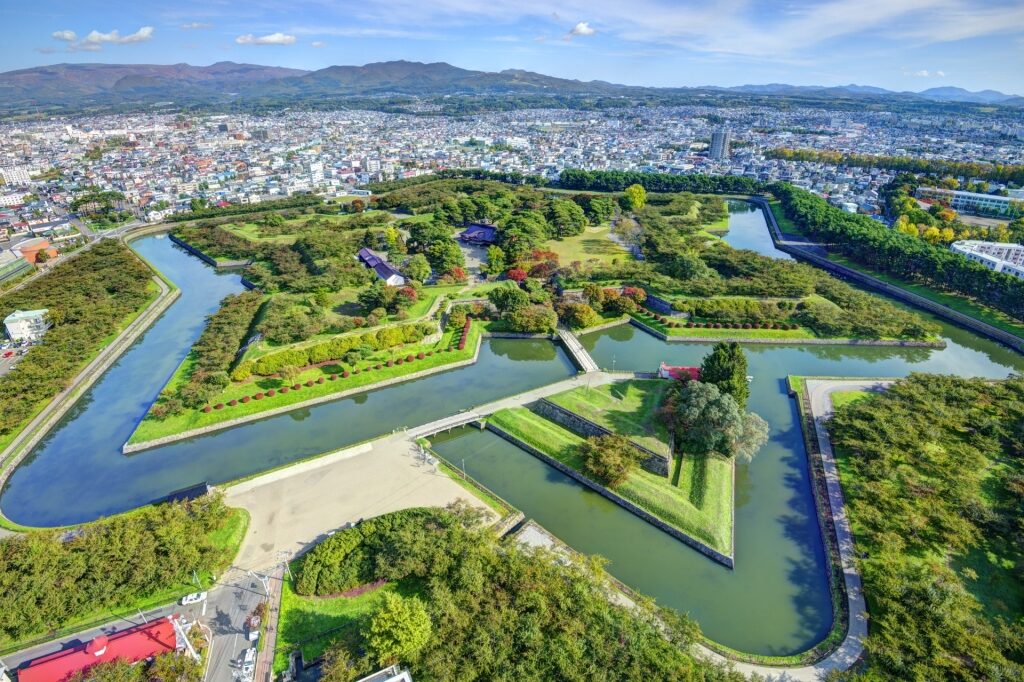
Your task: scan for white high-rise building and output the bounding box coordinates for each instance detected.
[709,129,732,160]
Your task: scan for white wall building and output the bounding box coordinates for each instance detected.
[951,240,1024,280]
[4,308,50,341]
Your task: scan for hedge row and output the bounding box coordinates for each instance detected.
[639,309,799,331]
[203,348,446,412]
[233,322,436,379]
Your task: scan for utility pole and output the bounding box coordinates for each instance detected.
[193,569,201,588]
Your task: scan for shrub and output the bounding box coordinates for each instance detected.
[317,377,325,384]
[375,363,383,369]
[396,358,404,365]
[330,374,338,380]
[202,405,212,413]
[280,387,289,393]
[240,396,250,403]
[686,322,694,328]
[406,354,415,362]
[743,323,752,329]
[342,370,350,378]
[292,383,301,390]
[577,434,642,488]
[228,400,237,407]
[214,403,224,410]
[267,389,276,396]
[426,351,433,357]
[387,359,394,367]
[306,380,314,387]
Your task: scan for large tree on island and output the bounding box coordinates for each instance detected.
[700,342,750,409]
[665,381,767,461]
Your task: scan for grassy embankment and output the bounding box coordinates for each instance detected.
[0,507,249,654]
[827,253,1024,341]
[487,406,732,556]
[629,307,817,341]
[545,380,671,456]
[129,324,481,444]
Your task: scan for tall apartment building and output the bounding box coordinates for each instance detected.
[709,129,732,160]
[0,166,32,185]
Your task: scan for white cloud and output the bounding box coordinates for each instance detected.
[905,69,946,77]
[569,21,596,37]
[180,22,212,30]
[56,25,153,52]
[51,30,77,42]
[235,32,297,45]
[311,40,326,48]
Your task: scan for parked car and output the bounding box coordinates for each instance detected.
[180,591,207,605]
[2,351,13,358]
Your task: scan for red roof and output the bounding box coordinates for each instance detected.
[659,363,701,381]
[19,617,178,682]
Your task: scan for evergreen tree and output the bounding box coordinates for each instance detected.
[700,342,749,409]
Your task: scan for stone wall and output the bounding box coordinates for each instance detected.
[532,399,670,476]
[485,422,734,568]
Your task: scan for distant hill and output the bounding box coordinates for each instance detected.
[0,60,1019,112]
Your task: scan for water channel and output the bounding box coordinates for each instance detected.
[0,235,575,527]
[3,205,1023,657]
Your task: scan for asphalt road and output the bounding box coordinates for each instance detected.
[2,569,275,682]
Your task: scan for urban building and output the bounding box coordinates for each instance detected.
[950,240,1024,280]
[17,617,183,682]
[0,165,31,185]
[710,129,732,160]
[917,187,1023,217]
[357,247,405,286]
[4,308,50,341]
[14,237,58,264]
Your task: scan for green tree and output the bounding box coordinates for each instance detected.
[485,245,506,275]
[425,240,465,274]
[506,304,558,333]
[363,592,432,666]
[668,381,768,460]
[488,284,530,313]
[623,184,647,211]
[700,342,749,409]
[577,434,642,487]
[558,302,601,330]
[402,254,431,282]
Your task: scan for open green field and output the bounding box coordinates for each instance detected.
[130,325,480,444]
[487,407,732,555]
[546,379,672,456]
[768,199,808,237]
[243,284,463,362]
[0,507,249,654]
[545,224,630,265]
[827,253,1024,341]
[273,577,420,673]
[829,389,869,410]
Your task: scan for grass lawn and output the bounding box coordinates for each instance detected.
[701,215,730,233]
[130,325,481,444]
[630,310,817,340]
[456,281,509,299]
[0,507,249,653]
[769,199,808,237]
[487,408,732,555]
[545,379,672,457]
[827,254,1024,341]
[545,224,630,265]
[273,577,421,673]
[829,390,870,410]
[222,222,299,244]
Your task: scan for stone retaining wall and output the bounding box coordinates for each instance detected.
[485,422,734,568]
[628,317,946,348]
[532,398,670,476]
[167,234,250,269]
[0,278,180,508]
[752,196,1024,354]
[122,335,483,454]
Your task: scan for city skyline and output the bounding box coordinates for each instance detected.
[5,0,1024,93]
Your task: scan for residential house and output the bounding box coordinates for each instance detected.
[4,309,50,342]
[357,247,406,286]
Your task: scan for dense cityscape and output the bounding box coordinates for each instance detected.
[1,2,1023,682]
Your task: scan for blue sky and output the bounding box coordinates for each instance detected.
[7,0,1024,93]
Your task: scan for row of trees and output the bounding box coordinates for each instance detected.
[297,504,747,681]
[166,194,322,222]
[159,291,264,415]
[0,240,154,439]
[828,375,1024,681]
[0,494,234,642]
[558,168,764,194]
[767,147,1024,185]
[772,183,1024,321]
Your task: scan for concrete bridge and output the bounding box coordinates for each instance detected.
[556,328,600,373]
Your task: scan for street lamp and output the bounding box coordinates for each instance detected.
[247,570,271,599]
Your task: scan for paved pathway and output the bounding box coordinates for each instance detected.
[698,378,886,680]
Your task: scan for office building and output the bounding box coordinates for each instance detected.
[710,129,732,160]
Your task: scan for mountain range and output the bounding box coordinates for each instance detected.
[1,60,1020,111]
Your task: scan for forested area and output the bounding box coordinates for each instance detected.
[158,291,264,414]
[828,375,1024,681]
[0,240,154,441]
[772,183,1024,321]
[292,505,747,681]
[559,168,764,194]
[574,198,940,340]
[166,194,322,222]
[767,148,1024,185]
[0,494,237,644]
